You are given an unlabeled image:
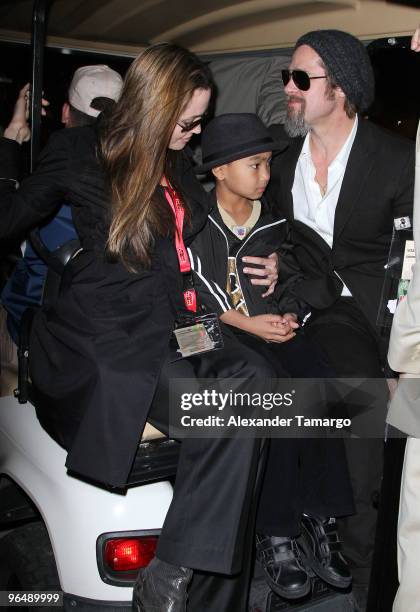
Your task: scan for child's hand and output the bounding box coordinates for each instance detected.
[271,312,299,335]
[283,312,299,331]
[245,314,296,343]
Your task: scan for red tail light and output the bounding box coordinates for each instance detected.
[104,536,158,571]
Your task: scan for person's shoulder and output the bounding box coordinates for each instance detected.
[359,118,413,155]
[36,126,100,179]
[260,197,288,231]
[47,125,97,153]
[267,124,303,148]
[268,123,289,142]
[259,195,273,215]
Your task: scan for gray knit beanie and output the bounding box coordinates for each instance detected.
[295,29,374,113]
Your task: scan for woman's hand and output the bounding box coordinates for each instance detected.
[242,252,279,298]
[4,83,49,144]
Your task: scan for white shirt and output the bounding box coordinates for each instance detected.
[292,116,358,296]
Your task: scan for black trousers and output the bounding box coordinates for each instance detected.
[304,298,388,587]
[235,330,354,536]
[148,334,275,611]
[257,436,354,536]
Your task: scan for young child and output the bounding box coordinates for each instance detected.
[189,113,354,601]
[190,113,327,377]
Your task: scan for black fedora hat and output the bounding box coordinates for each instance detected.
[195,113,288,174]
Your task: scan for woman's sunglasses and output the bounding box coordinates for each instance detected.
[177,116,205,133]
[281,69,327,92]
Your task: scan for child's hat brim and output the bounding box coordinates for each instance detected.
[194,138,288,174]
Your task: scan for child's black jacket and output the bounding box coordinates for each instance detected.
[188,190,308,319]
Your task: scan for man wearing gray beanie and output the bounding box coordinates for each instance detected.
[265,29,414,607]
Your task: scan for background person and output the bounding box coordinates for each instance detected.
[267,29,414,603]
[388,121,420,612]
[0,83,50,396]
[1,65,123,344]
[386,25,420,612]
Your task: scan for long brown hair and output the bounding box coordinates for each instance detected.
[100,43,213,269]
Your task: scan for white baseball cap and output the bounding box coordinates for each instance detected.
[68,65,123,117]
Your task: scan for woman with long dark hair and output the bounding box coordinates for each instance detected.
[0,44,274,610]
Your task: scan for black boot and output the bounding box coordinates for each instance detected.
[132,557,193,612]
[256,534,311,599]
[298,515,352,589]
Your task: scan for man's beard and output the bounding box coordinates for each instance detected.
[284,97,309,138]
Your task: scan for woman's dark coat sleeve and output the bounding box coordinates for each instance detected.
[0,131,70,244]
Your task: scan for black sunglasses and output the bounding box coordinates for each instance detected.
[177,115,206,133]
[281,69,327,91]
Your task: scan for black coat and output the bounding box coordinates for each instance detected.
[0,127,211,487]
[267,118,415,351]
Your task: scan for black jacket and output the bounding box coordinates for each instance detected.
[267,118,414,352]
[189,191,307,320]
[0,127,211,487]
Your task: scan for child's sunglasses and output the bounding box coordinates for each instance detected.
[281,69,327,91]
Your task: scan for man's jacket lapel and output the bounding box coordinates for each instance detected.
[333,119,375,241]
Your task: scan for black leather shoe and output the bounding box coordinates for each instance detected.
[298,515,352,589]
[133,557,193,612]
[256,534,311,600]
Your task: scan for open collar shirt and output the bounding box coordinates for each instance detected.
[292,115,358,296]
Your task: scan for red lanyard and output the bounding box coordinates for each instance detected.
[164,180,197,313]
